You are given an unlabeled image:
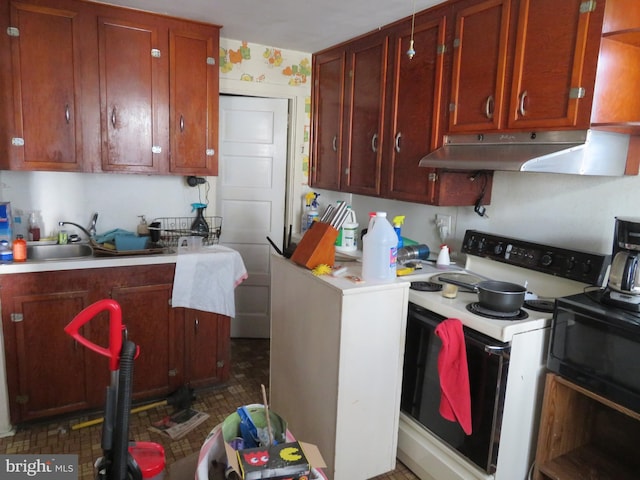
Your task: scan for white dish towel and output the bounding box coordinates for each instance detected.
[171,245,248,317]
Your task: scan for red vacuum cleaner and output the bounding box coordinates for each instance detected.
[65,299,166,480]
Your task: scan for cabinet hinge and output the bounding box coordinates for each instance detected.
[437,44,447,55]
[151,145,162,153]
[216,360,225,368]
[206,56,216,65]
[452,39,460,49]
[11,137,25,147]
[579,0,597,13]
[569,87,586,99]
[6,27,19,37]
[151,48,161,58]
[11,313,23,323]
[206,148,215,156]
[428,172,438,182]
[449,103,456,112]
[168,369,177,377]
[168,298,172,306]
[16,395,28,405]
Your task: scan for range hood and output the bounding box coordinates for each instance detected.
[419,130,631,176]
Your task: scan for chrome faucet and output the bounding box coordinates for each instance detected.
[59,213,99,240]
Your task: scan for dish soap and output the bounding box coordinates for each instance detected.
[190,203,209,238]
[137,215,149,236]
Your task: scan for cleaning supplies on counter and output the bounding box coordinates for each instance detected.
[301,192,320,234]
[436,244,450,269]
[28,210,42,241]
[397,244,430,264]
[393,216,405,249]
[0,240,13,263]
[362,212,398,281]
[334,206,358,253]
[190,203,210,237]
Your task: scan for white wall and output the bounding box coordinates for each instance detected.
[315,169,640,262]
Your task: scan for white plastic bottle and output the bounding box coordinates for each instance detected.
[436,244,450,269]
[362,212,398,281]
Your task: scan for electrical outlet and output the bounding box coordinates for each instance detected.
[435,214,453,241]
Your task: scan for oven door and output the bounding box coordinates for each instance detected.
[549,295,640,413]
[401,302,510,474]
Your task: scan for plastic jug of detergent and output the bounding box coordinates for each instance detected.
[362,212,397,281]
[335,206,359,253]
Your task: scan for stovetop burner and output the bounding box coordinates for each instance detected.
[410,281,443,292]
[524,299,555,313]
[466,303,529,320]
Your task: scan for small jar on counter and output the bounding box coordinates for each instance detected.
[0,240,13,264]
[13,234,27,262]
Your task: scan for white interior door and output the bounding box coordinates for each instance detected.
[218,95,288,338]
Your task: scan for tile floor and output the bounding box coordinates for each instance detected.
[0,339,418,480]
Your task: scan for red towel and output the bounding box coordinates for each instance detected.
[435,318,472,435]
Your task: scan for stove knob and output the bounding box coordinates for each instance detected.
[566,257,576,270]
[494,243,504,255]
[582,261,592,274]
[541,253,553,267]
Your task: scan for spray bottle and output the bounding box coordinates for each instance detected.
[301,193,320,233]
[392,215,405,249]
[190,203,209,237]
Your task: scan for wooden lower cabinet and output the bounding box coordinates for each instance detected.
[534,373,640,480]
[0,263,230,424]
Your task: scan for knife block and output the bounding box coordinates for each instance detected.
[290,222,339,269]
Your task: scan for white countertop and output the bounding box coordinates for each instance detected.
[0,252,178,274]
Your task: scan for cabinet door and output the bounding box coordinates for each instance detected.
[508,0,600,129]
[169,26,219,175]
[6,0,84,171]
[342,33,388,196]
[183,310,230,387]
[310,49,345,190]
[449,0,512,132]
[384,11,448,203]
[98,14,167,173]
[11,291,91,422]
[111,283,179,400]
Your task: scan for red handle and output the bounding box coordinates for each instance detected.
[65,299,123,371]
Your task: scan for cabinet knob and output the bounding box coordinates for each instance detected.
[371,133,378,153]
[332,135,338,152]
[180,114,185,132]
[65,104,71,124]
[111,107,117,128]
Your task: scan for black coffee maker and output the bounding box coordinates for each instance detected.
[603,217,640,311]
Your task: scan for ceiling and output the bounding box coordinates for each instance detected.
[92,0,446,53]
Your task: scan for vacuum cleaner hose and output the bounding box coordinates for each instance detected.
[113,340,139,480]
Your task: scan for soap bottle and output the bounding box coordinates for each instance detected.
[12,235,26,262]
[137,215,149,236]
[28,211,41,241]
[190,203,209,238]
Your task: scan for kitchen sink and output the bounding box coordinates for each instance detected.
[27,243,94,261]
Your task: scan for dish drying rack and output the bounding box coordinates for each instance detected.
[149,216,222,247]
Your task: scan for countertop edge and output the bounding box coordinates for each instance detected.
[0,253,178,274]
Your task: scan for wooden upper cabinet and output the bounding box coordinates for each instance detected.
[310,49,345,190]
[98,14,168,173]
[448,0,512,132]
[341,33,389,196]
[169,26,219,175]
[5,1,85,171]
[384,10,448,202]
[507,0,603,129]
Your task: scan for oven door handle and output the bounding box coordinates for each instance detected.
[484,344,510,357]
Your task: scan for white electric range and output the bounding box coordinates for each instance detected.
[397,230,610,480]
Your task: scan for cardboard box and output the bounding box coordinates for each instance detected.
[235,442,310,480]
[220,405,326,480]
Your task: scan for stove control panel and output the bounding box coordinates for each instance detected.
[462,230,611,285]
